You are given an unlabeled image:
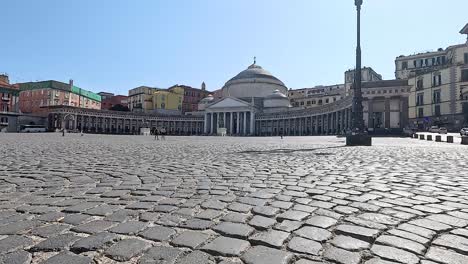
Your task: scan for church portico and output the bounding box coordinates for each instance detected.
[203,96,257,136]
[204,110,255,136]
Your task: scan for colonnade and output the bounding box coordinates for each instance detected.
[49,109,204,135]
[204,111,255,136]
[255,108,352,136]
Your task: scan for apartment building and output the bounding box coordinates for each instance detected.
[397,23,468,130]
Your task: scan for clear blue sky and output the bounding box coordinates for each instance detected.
[3,0,467,95]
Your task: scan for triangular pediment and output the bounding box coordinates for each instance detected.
[206,97,252,109]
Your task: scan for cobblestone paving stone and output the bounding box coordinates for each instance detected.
[1,134,468,263]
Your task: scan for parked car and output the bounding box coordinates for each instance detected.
[429,126,439,133]
[460,128,468,136]
[438,127,448,134]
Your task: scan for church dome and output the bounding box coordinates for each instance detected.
[222,62,288,98]
[198,94,214,111]
[228,64,284,84]
[264,89,290,108]
[266,89,288,99]
[200,94,214,103]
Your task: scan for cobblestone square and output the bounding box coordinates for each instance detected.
[1,134,468,264]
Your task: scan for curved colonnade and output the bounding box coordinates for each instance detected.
[48,96,353,136]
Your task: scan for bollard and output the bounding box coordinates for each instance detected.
[427,135,432,141]
[461,136,468,145]
[419,134,425,140]
[447,136,454,143]
[435,135,441,142]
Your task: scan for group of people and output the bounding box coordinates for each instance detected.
[153,127,167,140]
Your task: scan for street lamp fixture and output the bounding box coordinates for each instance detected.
[346,0,372,146]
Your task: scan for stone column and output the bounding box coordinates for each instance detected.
[210,113,214,134]
[321,115,325,134]
[204,113,208,134]
[230,112,234,135]
[385,97,391,129]
[250,112,255,135]
[367,98,373,129]
[401,97,409,129]
[243,112,247,135]
[300,118,303,135]
[236,112,240,135]
[339,111,344,132]
[314,116,319,135]
[276,119,280,136]
[335,112,339,134]
[223,112,226,128]
[270,120,273,136]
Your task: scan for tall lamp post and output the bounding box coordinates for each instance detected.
[346,0,372,146]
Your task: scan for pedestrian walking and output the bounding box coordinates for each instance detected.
[280,130,283,139]
[62,128,65,137]
[154,128,159,140]
[160,127,166,140]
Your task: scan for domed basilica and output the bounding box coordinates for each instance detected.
[199,61,291,135]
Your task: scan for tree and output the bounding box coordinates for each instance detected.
[110,104,130,112]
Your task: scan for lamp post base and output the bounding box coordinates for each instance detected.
[346,134,372,146]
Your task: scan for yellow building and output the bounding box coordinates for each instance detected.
[153,87,184,114]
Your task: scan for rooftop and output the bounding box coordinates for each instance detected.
[460,23,468,35]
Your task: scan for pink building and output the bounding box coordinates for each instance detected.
[19,80,101,116]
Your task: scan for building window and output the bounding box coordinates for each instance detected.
[318,100,322,105]
[402,61,408,70]
[435,105,441,116]
[312,100,316,104]
[433,74,442,86]
[462,69,468,82]
[306,101,311,105]
[418,108,424,118]
[433,90,441,103]
[416,79,424,90]
[465,53,468,64]
[325,99,329,103]
[416,93,424,106]
[300,101,304,106]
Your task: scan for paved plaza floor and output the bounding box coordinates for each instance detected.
[1,134,468,264]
